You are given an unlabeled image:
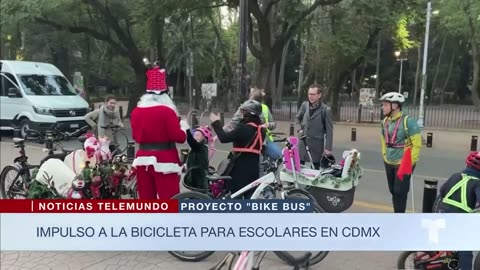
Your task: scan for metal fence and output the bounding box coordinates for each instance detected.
[271,102,480,130]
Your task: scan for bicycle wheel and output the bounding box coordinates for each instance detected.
[113,129,129,154]
[273,189,329,266]
[397,251,430,270]
[474,252,480,270]
[0,165,27,199]
[167,191,216,262]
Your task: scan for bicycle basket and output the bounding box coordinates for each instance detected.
[308,186,356,213]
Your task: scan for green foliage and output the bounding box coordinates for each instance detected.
[394,15,418,51]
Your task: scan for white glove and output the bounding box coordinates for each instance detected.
[180,120,190,131]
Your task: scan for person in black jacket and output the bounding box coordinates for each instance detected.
[184,126,214,191]
[436,151,480,270]
[210,100,266,199]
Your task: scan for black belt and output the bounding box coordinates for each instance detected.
[138,142,176,150]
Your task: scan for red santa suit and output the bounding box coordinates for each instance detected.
[130,67,189,199]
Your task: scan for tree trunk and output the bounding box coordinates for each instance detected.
[331,75,347,120]
[154,16,165,64]
[255,59,274,91]
[440,50,456,105]
[276,38,290,105]
[296,34,308,109]
[209,13,233,112]
[375,34,381,97]
[52,46,71,81]
[429,36,446,105]
[175,71,182,99]
[413,46,421,106]
[127,70,146,117]
[471,44,480,107]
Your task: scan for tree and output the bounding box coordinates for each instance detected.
[226,0,344,99]
[439,0,480,107]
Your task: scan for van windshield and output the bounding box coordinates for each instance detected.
[19,74,77,96]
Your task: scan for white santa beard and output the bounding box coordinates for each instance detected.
[137,93,178,114]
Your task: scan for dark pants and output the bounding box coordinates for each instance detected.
[458,251,473,270]
[384,162,416,213]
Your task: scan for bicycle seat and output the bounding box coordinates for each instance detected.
[62,148,75,154]
[13,137,25,144]
[206,175,232,181]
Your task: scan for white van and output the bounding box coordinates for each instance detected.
[0,60,90,137]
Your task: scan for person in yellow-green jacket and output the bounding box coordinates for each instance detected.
[379,92,422,213]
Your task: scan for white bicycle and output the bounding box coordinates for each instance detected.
[169,157,329,266]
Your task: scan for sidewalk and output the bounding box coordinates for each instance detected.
[96,100,478,153]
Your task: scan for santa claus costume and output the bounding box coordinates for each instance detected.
[130,64,189,199]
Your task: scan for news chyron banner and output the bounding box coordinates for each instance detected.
[0,199,478,251]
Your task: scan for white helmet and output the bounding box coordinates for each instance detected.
[379,92,405,103]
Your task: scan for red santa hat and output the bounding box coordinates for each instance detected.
[146,66,168,95]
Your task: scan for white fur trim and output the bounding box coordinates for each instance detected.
[137,94,178,114]
[132,157,182,174]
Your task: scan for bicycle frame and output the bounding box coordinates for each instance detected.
[412,251,459,270]
[228,171,286,200]
[232,251,256,270]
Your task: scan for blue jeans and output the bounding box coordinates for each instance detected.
[458,251,473,270]
[264,139,282,159]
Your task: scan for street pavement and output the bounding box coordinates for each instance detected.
[1,117,479,270]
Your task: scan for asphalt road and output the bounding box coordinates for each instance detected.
[1,120,478,270]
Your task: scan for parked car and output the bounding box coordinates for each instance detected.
[0,60,90,137]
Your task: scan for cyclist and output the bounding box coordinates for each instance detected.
[223,88,281,160]
[435,151,480,270]
[84,95,123,138]
[210,100,266,199]
[379,92,422,213]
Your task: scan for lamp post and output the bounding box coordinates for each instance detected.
[418,1,433,128]
[238,0,248,101]
[395,51,407,93]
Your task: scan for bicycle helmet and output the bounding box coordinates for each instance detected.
[196,126,213,144]
[466,151,480,171]
[240,100,262,116]
[379,92,406,104]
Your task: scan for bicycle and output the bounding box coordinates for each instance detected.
[100,124,132,156]
[396,207,480,269]
[210,251,313,270]
[0,124,89,199]
[169,139,329,267]
[278,134,362,213]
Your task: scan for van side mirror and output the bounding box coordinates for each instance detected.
[8,87,21,98]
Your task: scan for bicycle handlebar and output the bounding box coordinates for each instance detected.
[24,125,89,144]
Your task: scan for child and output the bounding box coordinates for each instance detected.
[435,151,480,270]
[184,126,215,191]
